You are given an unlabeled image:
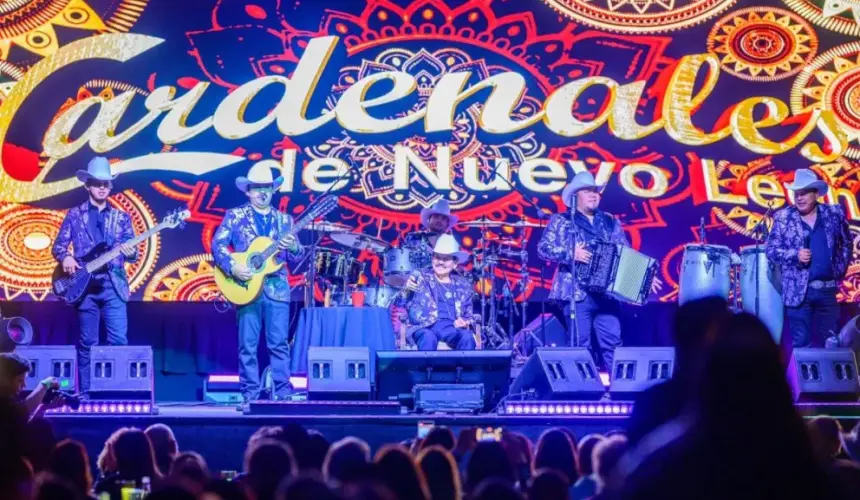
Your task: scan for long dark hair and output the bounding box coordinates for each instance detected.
[49,439,93,495]
[113,428,162,482]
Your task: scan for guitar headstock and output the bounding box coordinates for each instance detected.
[309,195,338,219]
[163,209,192,229]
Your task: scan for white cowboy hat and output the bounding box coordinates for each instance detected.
[75,156,117,183]
[561,170,604,208]
[236,161,284,193]
[420,199,459,230]
[785,168,828,195]
[433,234,469,263]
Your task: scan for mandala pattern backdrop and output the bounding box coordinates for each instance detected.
[0,0,858,302]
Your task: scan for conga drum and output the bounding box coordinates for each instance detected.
[740,245,784,343]
[679,244,732,305]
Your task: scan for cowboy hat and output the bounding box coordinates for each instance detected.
[785,168,828,195]
[420,199,459,230]
[236,161,284,193]
[75,156,117,183]
[433,234,469,264]
[561,170,604,208]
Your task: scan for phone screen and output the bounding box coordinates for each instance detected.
[477,427,502,442]
[220,470,238,481]
[417,421,434,439]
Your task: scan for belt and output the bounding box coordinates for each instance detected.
[808,279,837,290]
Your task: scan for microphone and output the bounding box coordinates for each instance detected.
[699,217,707,243]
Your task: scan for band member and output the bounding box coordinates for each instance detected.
[399,235,477,351]
[765,168,851,348]
[212,162,303,402]
[405,199,459,265]
[537,171,628,370]
[51,157,138,394]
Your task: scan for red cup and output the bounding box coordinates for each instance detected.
[351,291,365,307]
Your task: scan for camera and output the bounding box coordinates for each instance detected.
[44,388,81,410]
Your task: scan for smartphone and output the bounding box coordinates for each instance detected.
[417,421,434,439]
[220,470,238,481]
[477,426,502,442]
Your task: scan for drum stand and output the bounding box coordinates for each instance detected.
[477,241,508,349]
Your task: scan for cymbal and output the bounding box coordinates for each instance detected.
[460,217,541,228]
[304,221,352,233]
[330,232,390,252]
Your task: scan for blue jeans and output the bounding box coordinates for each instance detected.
[76,277,128,392]
[564,293,622,370]
[414,320,476,350]
[786,287,840,348]
[237,295,291,400]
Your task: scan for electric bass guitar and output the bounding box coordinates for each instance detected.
[52,209,191,303]
[213,195,339,305]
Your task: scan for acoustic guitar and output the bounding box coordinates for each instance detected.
[52,209,190,303]
[213,196,338,305]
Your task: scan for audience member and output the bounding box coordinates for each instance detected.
[527,469,568,500]
[169,451,211,495]
[94,428,162,498]
[275,472,341,500]
[25,416,57,472]
[145,423,178,477]
[96,427,132,478]
[592,435,628,494]
[465,441,516,494]
[421,426,456,451]
[844,422,860,461]
[471,478,524,500]
[618,313,831,499]
[305,430,331,472]
[245,438,295,500]
[501,431,533,486]
[201,478,249,500]
[417,445,461,500]
[572,433,604,499]
[808,416,845,465]
[373,445,430,500]
[324,437,372,487]
[33,472,82,500]
[340,481,397,500]
[626,296,729,446]
[49,439,94,499]
[533,428,578,484]
[453,428,477,462]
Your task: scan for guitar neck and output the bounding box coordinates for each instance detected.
[258,210,322,261]
[85,223,165,273]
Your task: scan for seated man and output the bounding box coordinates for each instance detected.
[398,234,476,351]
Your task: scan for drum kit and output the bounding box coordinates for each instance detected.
[300,216,541,348]
[678,222,783,342]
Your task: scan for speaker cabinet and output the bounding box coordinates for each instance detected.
[14,346,76,393]
[509,348,604,400]
[609,347,675,397]
[89,346,153,399]
[787,348,859,402]
[307,347,371,400]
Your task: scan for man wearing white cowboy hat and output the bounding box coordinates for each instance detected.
[766,168,851,348]
[537,170,642,370]
[212,161,304,402]
[52,156,138,393]
[403,199,460,268]
[396,234,477,351]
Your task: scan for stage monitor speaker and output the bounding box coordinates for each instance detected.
[787,348,859,402]
[609,347,675,397]
[509,348,604,401]
[307,347,371,400]
[89,346,153,400]
[513,314,568,357]
[14,346,76,393]
[376,350,512,411]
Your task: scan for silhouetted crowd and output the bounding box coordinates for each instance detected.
[2,298,860,499]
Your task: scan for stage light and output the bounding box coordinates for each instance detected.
[45,400,157,415]
[0,308,33,352]
[500,401,634,418]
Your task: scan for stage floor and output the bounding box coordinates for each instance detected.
[45,402,860,472]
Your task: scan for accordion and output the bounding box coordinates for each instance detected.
[575,242,658,305]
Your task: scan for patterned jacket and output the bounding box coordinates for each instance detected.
[52,202,139,302]
[765,203,851,307]
[395,268,476,336]
[537,210,629,302]
[212,203,304,302]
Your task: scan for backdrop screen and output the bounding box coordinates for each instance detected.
[1,0,859,302]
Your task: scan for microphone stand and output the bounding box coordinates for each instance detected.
[482,160,551,349]
[750,202,774,318]
[569,202,580,348]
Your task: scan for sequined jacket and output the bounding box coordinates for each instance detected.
[765,203,851,307]
[52,202,139,302]
[395,269,476,335]
[212,204,304,302]
[537,210,629,302]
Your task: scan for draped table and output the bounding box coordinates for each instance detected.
[290,306,396,381]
